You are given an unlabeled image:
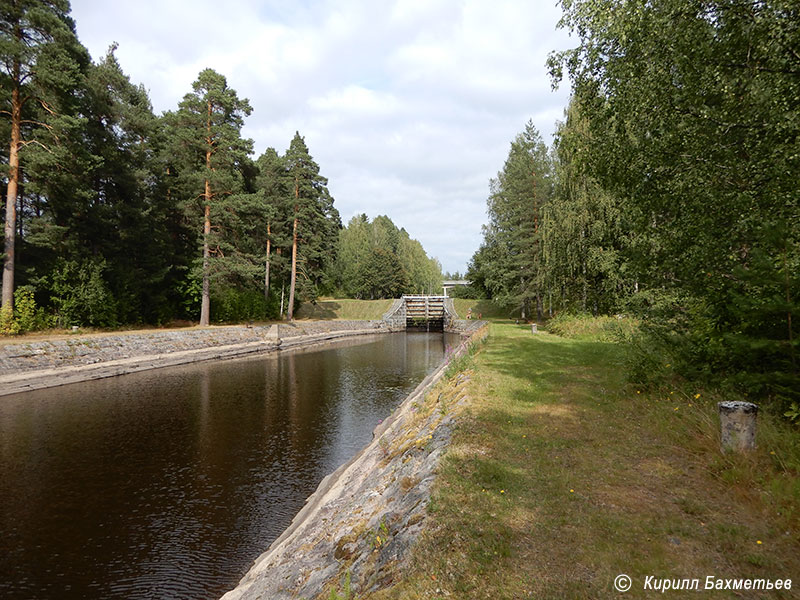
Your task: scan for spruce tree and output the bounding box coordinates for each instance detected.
[82,46,171,322]
[483,121,552,319]
[255,147,288,301]
[283,132,339,319]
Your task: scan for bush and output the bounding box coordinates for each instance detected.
[617,325,678,388]
[0,287,50,335]
[13,286,49,332]
[211,286,277,323]
[48,259,118,328]
[0,304,20,335]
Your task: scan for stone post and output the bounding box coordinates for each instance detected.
[265,324,281,346]
[531,323,538,334]
[718,401,758,453]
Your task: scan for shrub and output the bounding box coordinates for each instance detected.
[211,286,276,323]
[48,259,118,328]
[13,286,50,333]
[0,304,20,336]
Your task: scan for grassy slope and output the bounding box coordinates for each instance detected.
[451,298,513,320]
[294,299,394,321]
[296,298,509,321]
[367,322,800,599]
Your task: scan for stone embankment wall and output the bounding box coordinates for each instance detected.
[220,322,489,600]
[0,316,477,397]
[446,317,486,335]
[381,299,406,330]
[0,321,387,396]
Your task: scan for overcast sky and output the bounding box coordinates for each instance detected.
[69,0,573,275]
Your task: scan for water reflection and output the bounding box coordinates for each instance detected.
[0,332,458,600]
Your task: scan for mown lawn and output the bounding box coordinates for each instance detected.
[366,321,800,599]
[295,298,394,321]
[450,298,514,321]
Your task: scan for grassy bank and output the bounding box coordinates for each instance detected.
[295,299,394,321]
[294,297,511,322]
[450,298,511,320]
[365,322,800,599]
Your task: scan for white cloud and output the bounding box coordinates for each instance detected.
[70,0,573,274]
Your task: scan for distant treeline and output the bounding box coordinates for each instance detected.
[467,0,798,408]
[0,2,441,330]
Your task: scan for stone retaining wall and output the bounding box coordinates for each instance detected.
[0,321,387,396]
[0,321,385,376]
[446,317,487,335]
[0,319,481,398]
[381,299,406,330]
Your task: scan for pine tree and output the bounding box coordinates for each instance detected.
[0,0,89,309]
[164,69,252,325]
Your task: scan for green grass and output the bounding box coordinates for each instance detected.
[366,321,800,600]
[451,298,511,321]
[294,296,509,322]
[545,311,639,341]
[295,298,394,321]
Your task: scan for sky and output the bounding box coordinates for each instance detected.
[69,0,573,276]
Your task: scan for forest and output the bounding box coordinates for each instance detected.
[0,1,442,330]
[466,0,798,410]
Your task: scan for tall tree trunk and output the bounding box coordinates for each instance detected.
[200,196,211,326]
[264,222,271,300]
[287,178,299,320]
[199,101,212,326]
[581,262,587,312]
[536,293,543,321]
[287,216,298,320]
[2,62,21,310]
[785,244,796,372]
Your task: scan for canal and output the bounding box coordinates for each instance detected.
[0,331,460,599]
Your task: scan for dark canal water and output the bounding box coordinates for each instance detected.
[0,331,458,600]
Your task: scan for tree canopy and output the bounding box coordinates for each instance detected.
[0,4,441,330]
[468,0,798,407]
[336,213,442,299]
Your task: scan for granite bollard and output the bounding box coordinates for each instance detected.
[718,401,758,453]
